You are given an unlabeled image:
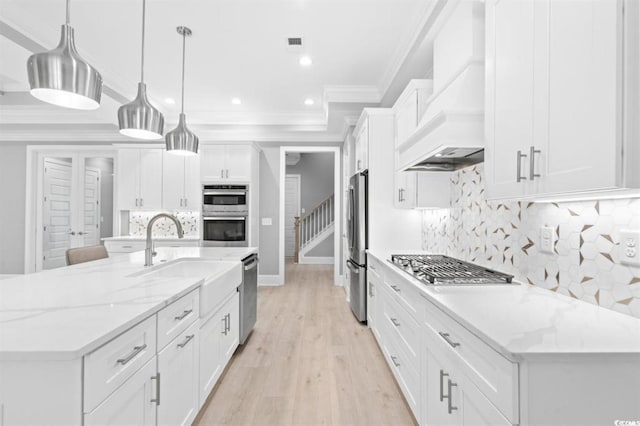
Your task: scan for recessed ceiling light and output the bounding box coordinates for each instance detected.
[304,98,314,106]
[299,56,312,67]
[165,97,176,105]
[231,97,241,105]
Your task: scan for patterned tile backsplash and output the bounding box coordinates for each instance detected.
[421,164,640,318]
[129,211,200,237]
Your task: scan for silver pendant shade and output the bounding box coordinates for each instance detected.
[166,26,198,155]
[118,0,164,139]
[27,0,103,111]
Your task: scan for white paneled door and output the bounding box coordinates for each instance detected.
[39,154,113,271]
[43,158,73,269]
[284,175,301,257]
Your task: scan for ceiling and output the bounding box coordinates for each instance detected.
[0,0,439,142]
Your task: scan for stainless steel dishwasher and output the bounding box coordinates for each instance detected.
[239,253,258,344]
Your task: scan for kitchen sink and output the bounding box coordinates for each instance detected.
[131,258,243,317]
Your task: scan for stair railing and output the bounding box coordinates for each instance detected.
[293,193,334,262]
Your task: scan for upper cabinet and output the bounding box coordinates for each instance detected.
[485,0,640,200]
[393,80,451,209]
[201,145,252,183]
[117,149,163,211]
[354,119,369,172]
[162,152,201,211]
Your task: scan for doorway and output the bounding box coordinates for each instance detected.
[28,149,115,272]
[284,174,301,258]
[278,146,341,286]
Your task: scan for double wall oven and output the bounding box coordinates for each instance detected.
[202,185,249,247]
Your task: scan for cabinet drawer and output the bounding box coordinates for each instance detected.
[422,297,518,423]
[380,288,420,368]
[158,289,200,350]
[367,255,386,281]
[84,315,157,413]
[380,319,420,419]
[383,266,421,319]
[104,241,145,253]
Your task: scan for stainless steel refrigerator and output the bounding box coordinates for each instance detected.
[347,170,368,322]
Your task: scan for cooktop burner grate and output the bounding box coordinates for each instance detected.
[390,254,514,285]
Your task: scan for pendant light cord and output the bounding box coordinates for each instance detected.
[181,31,186,114]
[140,0,146,83]
[66,0,70,25]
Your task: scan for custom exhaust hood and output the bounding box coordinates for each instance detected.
[396,0,486,173]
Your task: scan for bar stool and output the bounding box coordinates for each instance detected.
[65,245,109,266]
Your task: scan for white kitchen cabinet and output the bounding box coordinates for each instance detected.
[198,290,240,408]
[103,238,200,255]
[394,79,432,149]
[366,256,383,343]
[394,171,451,209]
[162,151,201,210]
[201,145,252,182]
[393,171,417,209]
[354,119,369,172]
[84,357,158,426]
[117,149,163,210]
[158,320,200,426]
[485,0,640,200]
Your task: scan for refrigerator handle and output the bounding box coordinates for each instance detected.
[346,259,360,274]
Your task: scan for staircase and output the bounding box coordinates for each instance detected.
[294,194,335,264]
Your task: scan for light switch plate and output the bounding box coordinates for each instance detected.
[261,217,273,226]
[620,230,640,266]
[540,226,555,254]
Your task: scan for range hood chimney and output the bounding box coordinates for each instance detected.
[397,0,486,172]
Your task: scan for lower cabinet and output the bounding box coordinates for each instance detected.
[158,320,200,426]
[366,263,381,342]
[84,357,158,426]
[199,290,240,407]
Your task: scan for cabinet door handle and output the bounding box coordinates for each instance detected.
[135,198,139,207]
[116,344,147,365]
[447,379,458,414]
[184,198,188,207]
[226,169,229,178]
[221,316,228,335]
[174,309,193,321]
[439,369,449,402]
[140,198,144,207]
[390,284,401,292]
[180,198,183,207]
[529,146,541,180]
[398,189,402,202]
[516,150,527,182]
[226,313,231,333]
[390,355,400,367]
[177,334,195,348]
[150,373,160,405]
[438,332,461,348]
[221,169,224,178]
[390,317,400,327]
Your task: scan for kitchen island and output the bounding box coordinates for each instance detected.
[0,247,257,425]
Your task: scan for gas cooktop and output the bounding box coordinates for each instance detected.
[389,254,515,285]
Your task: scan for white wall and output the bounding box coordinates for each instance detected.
[258,147,281,276]
[0,143,27,274]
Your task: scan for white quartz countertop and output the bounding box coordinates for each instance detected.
[368,250,640,359]
[102,235,201,241]
[0,247,257,361]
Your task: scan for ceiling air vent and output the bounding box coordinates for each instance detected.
[287,37,303,46]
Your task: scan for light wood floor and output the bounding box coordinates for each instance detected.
[194,261,416,426]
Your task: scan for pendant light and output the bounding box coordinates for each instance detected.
[27,0,102,110]
[117,0,164,139]
[165,26,198,156]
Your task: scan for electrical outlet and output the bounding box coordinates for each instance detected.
[540,226,555,254]
[620,230,640,266]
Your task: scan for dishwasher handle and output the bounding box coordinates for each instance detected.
[244,257,259,271]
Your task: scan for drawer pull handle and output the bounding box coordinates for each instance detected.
[122,245,133,249]
[447,379,458,414]
[390,355,400,367]
[177,334,195,349]
[116,344,147,365]
[439,332,460,348]
[390,284,401,292]
[439,369,450,401]
[390,317,400,327]
[150,373,160,405]
[174,309,193,321]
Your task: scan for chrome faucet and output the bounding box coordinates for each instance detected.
[145,213,184,266]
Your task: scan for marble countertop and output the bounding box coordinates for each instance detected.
[0,247,258,361]
[368,250,640,359]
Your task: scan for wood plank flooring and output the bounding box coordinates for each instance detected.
[194,261,416,426]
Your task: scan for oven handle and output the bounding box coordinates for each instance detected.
[203,191,247,196]
[203,216,247,221]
